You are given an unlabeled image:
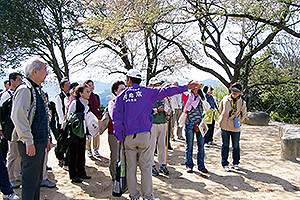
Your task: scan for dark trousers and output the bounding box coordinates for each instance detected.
[0,138,8,164]
[18,141,47,200]
[68,137,87,179]
[55,128,69,166]
[0,141,13,195]
[204,120,215,144]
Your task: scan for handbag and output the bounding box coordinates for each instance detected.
[112,141,127,197]
[98,111,110,135]
[86,111,100,137]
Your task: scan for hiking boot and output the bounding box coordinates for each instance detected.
[94,150,101,158]
[10,180,20,188]
[233,164,241,170]
[159,165,170,175]
[3,193,19,200]
[198,167,208,173]
[223,165,231,172]
[152,165,159,176]
[87,150,93,157]
[41,179,56,188]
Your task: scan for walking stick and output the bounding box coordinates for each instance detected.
[166,115,171,168]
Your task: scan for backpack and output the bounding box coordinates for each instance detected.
[0,91,14,141]
[66,99,85,138]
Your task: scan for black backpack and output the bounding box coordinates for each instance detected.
[0,91,14,141]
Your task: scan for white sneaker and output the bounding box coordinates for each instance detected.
[223,165,231,172]
[87,150,93,157]
[233,164,241,170]
[3,193,20,200]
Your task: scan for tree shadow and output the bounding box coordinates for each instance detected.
[73,166,128,199]
[153,166,213,200]
[232,168,300,192]
[204,171,259,192]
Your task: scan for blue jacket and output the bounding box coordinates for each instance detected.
[113,84,188,141]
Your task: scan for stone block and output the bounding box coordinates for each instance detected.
[243,111,270,126]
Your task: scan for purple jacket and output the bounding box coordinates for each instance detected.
[113,84,188,141]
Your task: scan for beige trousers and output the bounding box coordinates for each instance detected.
[124,132,154,199]
[86,134,100,151]
[7,141,21,182]
[170,108,183,138]
[108,134,118,180]
[150,123,167,166]
[43,151,48,180]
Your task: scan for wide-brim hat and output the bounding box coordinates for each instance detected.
[149,78,161,85]
[127,69,142,79]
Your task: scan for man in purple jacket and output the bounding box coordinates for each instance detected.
[113,69,200,200]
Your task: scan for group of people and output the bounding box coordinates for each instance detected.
[0,58,247,200]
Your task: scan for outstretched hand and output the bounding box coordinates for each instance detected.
[187,80,200,90]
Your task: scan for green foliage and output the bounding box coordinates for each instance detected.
[246,37,300,124]
[212,82,228,106]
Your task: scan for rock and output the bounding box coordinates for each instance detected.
[243,111,270,126]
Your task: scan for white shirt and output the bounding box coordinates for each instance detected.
[0,89,14,106]
[54,91,67,125]
[170,93,183,110]
[108,98,115,119]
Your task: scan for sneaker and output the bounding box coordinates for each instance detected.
[58,160,64,167]
[233,164,241,170]
[10,180,20,188]
[178,136,185,140]
[187,167,193,173]
[159,165,170,175]
[198,167,208,173]
[94,150,101,158]
[63,166,69,171]
[41,179,56,188]
[152,166,159,176]
[71,178,83,183]
[223,165,231,172]
[208,141,217,145]
[204,143,210,148]
[3,193,19,200]
[87,150,93,157]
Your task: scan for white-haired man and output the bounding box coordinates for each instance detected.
[11,58,51,200]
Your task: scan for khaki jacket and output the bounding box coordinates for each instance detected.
[218,95,247,132]
[11,78,37,146]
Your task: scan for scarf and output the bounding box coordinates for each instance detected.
[184,92,201,112]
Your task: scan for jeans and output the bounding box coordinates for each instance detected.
[185,121,205,169]
[221,129,240,166]
[0,141,13,195]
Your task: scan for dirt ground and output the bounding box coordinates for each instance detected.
[2,121,300,200]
